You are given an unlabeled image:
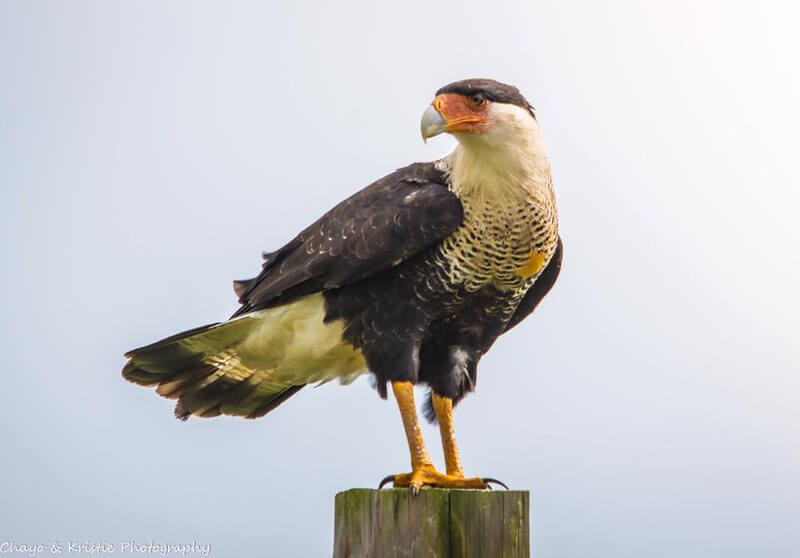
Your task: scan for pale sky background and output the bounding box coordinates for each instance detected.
[1,1,799,556]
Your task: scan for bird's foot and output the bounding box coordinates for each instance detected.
[378,463,507,494]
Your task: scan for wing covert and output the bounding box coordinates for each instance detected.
[233,162,462,316]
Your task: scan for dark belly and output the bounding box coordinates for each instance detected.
[323,250,525,399]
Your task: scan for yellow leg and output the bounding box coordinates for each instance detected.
[393,381,434,471]
[432,393,465,477]
[380,382,497,493]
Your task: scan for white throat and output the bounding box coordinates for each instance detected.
[441,103,554,205]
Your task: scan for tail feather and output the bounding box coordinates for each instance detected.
[249,385,305,419]
[122,315,304,420]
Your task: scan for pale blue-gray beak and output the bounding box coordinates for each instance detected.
[420,104,446,142]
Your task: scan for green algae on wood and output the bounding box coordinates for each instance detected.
[333,488,529,558]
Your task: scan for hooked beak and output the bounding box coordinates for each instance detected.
[420,104,447,142]
[421,93,486,142]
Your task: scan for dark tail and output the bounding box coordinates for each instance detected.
[123,317,303,420]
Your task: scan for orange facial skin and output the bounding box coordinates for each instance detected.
[432,93,491,134]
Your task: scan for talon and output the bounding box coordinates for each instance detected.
[378,474,396,489]
[379,466,497,491]
[483,477,509,490]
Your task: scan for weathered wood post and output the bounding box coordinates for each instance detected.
[333,488,530,558]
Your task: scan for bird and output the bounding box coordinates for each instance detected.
[123,78,562,493]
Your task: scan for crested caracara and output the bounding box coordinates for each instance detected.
[123,78,562,492]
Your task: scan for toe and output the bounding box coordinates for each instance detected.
[378,467,500,491]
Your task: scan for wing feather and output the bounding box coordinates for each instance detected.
[233,162,462,316]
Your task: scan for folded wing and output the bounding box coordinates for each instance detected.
[233,162,463,316]
[123,162,464,420]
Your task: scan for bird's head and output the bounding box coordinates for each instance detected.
[420,78,537,148]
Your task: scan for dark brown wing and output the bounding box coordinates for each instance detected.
[232,162,463,316]
[504,236,563,332]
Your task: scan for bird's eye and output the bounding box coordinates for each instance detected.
[469,93,487,107]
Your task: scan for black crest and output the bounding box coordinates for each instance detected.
[436,78,535,118]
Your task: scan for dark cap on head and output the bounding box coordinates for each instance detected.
[436,78,535,118]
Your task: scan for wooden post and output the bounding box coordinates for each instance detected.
[332,488,530,558]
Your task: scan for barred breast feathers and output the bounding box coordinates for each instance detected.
[434,102,559,291]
